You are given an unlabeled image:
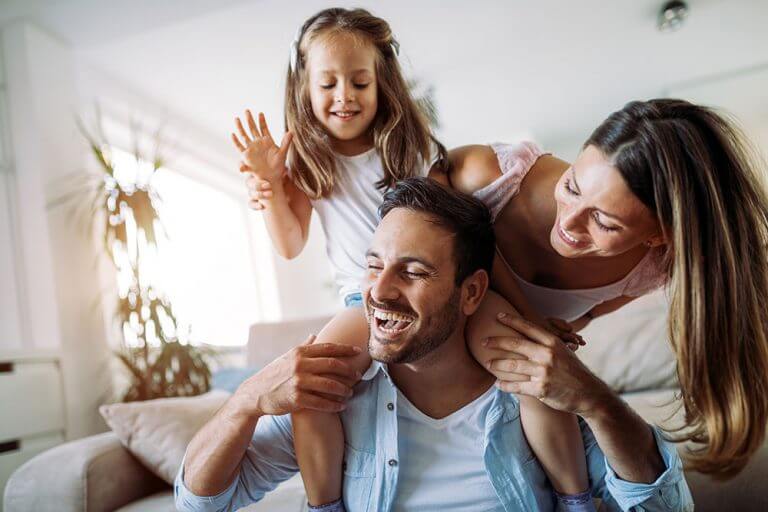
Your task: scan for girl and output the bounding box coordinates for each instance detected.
[451,99,768,481]
[234,8,591,511]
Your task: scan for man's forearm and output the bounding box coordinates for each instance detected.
[582,389,666,483]
[183,396,260,496]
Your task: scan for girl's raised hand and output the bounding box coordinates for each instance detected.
[231,110,293,183]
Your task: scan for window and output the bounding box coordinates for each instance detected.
[110,146,277,347]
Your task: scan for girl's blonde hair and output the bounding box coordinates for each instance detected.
[284,8,447,199]
[586,98,768,479]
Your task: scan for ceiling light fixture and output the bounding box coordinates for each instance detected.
[657,0,689,32]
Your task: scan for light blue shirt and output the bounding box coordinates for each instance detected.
[175,362,693,512]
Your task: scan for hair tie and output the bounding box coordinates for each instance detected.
[390,39,400,57]
[289,26,303,72]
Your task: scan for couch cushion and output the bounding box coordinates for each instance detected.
[99,390,230,485]
[577,290,678,393]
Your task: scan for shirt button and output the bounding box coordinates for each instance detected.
[386,402,394,411]
[388,459,398,467]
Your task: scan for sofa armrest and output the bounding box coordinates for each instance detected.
[3,431,168,512]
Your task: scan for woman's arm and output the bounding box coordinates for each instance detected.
[486,315,667,483]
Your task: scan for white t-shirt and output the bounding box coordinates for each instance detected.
[310,148,432,299]
[392,385,505,512]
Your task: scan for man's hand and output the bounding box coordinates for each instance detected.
[231,335,363,419]
[483,313,611,417]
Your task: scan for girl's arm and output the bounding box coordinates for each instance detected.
[249,175,313,259]
[233,110,312,259]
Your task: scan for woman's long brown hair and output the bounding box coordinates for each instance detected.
[284,8,447,199]
[586,98,768,479]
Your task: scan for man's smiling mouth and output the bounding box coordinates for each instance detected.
[370,307,415,335]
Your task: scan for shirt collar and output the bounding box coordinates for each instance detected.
[361,360,388,381]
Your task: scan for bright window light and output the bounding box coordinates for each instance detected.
[110,146,270,347]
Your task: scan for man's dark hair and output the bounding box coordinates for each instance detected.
[378,177,495,285]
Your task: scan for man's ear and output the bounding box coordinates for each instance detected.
[461,269,489,316]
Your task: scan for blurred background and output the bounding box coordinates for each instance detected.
[1,0,767,504]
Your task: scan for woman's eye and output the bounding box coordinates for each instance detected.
[564,178,579,196]
[404,271,426,279]
[353,83,370,89]
[592,212,619,232]
[320,84,335,90]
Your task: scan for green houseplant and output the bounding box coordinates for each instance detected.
[60,114,214,401]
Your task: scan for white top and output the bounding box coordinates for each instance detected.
[501,249,665,322]
[310,148,432,298]
[392,385,504,512]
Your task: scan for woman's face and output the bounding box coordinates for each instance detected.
[550,145,664,258]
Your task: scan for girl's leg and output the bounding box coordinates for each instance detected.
[292,306,371,509]
[467,291,594,510]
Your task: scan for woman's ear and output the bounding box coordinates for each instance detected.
[461,269,490,316]
[645,233,666,248]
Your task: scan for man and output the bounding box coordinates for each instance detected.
[176,178,692,511]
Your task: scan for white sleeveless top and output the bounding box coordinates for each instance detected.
[310,148,432,299]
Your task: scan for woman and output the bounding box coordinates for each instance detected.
[455,98,768,479]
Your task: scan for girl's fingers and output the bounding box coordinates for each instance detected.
[239,162,252,173]
[260,181,272,190]
[259,113,273,143]
[235,117,251,144]
[248,199,265,210]
[246,110,260,139]
[232,133,246,152]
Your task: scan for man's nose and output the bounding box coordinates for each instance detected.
[370,267,400,303]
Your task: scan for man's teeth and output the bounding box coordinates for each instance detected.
[372,309,413,322]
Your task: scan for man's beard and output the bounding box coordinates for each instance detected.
[368,287,461,364]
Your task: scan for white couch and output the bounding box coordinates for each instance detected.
[5,292,768,511]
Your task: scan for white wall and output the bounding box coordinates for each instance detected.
[1,22,113,438]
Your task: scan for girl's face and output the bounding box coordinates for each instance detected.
[306,33,378,155]
[550,145,664,258]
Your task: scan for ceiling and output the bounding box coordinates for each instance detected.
[4,0,768,158]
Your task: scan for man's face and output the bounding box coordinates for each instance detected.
[363,208,463,364]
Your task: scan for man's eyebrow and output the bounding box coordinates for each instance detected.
[365,251,437,271]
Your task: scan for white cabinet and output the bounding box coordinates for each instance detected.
[0,352,66,507]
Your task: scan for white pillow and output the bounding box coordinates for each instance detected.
[99,390,230,484]
[577,290,678,393]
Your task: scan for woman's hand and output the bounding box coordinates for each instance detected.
[232,110,293,184]
[544,317,585,350]
[484,313,610,417]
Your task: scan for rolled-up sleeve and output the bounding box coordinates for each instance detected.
[174,414,299,512]
[583,422,694,511]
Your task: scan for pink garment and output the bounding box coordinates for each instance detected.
[472,142,667,320]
